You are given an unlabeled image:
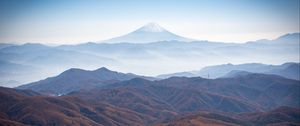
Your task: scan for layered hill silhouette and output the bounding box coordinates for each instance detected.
[2,88,297,126]
[2,86,299,126]
[17,67,155,95]
[18,67,300,111]
[158,74,300,109]
[1,70,300,125]
[158,62,300,80]
[0,24,299,87]
[0,66,299,125]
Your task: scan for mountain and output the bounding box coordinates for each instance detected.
[264,62,300,80]
[155,112,242,126]
[221,70,252,78]
[194,63,273,78]
[72,72,300,113]
[102,23,194,43]
[3,85,298,126]
[0,43,15,49]
[158,62,300,80]
[17,67,300,110]
[68,73,299,124]
[0,87,150,126]
[0,43,117,88]
[221,63,300,79]
[156,73,300,109]
[2,72,300,125]
[0,60,39,87]
[196,62,300,80]
[155,106,300,126]
[17,67,155,95]
[1,32,299,87]
[247,32,300,45]
[156,72,197,79]
[239,106,300,125]
[69,78,258,123]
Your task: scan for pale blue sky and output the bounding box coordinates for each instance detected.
[0,0,299,44]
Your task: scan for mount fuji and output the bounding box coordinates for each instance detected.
[102,23,194,43]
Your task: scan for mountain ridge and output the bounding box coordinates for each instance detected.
[157,62,300,80]
[17,67,156,95]
[101,23,194,43]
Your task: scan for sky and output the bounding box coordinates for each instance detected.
[0,0,299,44]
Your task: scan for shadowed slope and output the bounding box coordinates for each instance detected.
[0,87,151,126]
[155,106,300,126]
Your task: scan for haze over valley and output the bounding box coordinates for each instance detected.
[0,0,299,125]
[0,23,299,87]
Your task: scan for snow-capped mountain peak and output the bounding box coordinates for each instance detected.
[137,22,165,32]
[101,22,194,43]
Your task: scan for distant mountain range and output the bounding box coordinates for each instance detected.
[157,62,300,80]
[0,23,299,88]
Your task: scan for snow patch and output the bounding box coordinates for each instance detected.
[138,22,165,32]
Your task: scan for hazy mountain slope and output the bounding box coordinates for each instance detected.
[194,63,273,78]
[0,60,39,87]
[221,70,252,78]
[0,43,115,69]
[157,72,197,79]
[264,62,300,80]
[221,63,300,80]
[0,43,15,49]
[197,62,299,79]
[247,33,300,45]
[159,62,300,80]
[1,32,299,87]
[17,67,153,95]
[0,43,117,88]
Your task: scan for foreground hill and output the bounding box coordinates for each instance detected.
[17,67,155,95]
[3,85,298,126]
[68,72,299,120]
[70,78,258,122]
[18,67,300,111]
[2,70,300,125]
[155,106,300,126]
[0,87,151,126]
